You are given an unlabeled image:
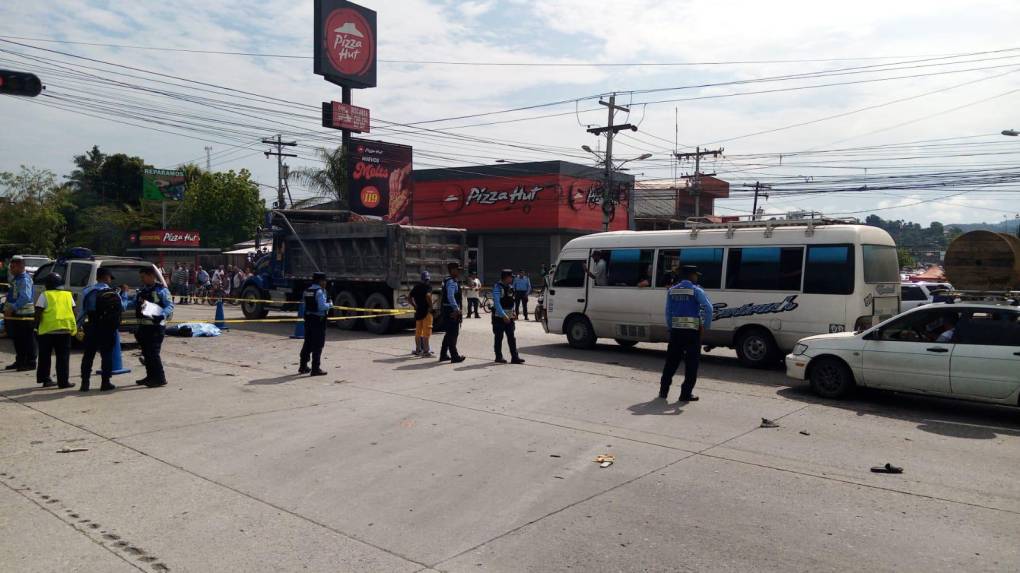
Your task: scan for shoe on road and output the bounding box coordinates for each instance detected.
[57,382,74,389]
[298,366,310,374]
[450,356,466,364]
[438,356,451,362]
[677,394,699,402]
[135,378,150,386]
[18,364,36,372]
[100,382,116,392]
[144,379,167,388]
[309,369,327,377]
[510,357,525,364]
[39,379,56,388]
[494,358,508,364]
[4,363,19,371]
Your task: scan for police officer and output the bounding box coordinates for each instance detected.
[3,256,37,371]
[660,265,714,402]
[77,268,128,392]
[492,269,525,364]
[299,271,330,376]
[439,262,466,364]
[134,267,174,388]
[34,273,78,388]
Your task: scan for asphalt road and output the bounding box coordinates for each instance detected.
[1,303,1019,572]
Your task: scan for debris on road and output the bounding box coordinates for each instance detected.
[760,418,780,428]
[595,454,615,468]
[57,447,88,453]
[799,430,811,436]
[871,463,904,474]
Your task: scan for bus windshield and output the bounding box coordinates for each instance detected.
[862,245,899,284]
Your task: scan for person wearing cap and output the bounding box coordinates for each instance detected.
[299,271,331,376]
[77,268,129,392]
[4,256,37,371]
[659,265,714,402]
[34,272,77,388]
[512,270,532,321]
[133,267,174,388]
[408,271,435,357]
[439,262,466,363]
[492,269,525,364]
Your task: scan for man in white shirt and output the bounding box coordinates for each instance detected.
[585,251,609,286]
[465,272,481,318]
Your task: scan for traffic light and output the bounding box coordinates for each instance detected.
[0,70,43,97]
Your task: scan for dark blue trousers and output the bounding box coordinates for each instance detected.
[660,328,701,397]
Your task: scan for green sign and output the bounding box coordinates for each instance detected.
[142,168,187,201]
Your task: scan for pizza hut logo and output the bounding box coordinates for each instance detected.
[325,8,374,77]
[465,185,543,206]
[443,186,466,213]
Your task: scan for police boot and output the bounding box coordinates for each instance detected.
[298,364,311,374]
[100,379,116,392]
[144,378,167,388]
[135,377,150,386]
[309,369,327,377]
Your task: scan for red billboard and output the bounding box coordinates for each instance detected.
[314,0,377,89]
[348,139,413,223]
[322,101,370,132]
[134,230,201,248]
[413,171,630,231]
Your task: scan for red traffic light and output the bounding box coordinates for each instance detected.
[0,70,43,97]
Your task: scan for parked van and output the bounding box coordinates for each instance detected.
[544,218,900,368]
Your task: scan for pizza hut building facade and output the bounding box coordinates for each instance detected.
[413,161,634,284]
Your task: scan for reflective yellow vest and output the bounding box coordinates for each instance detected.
[38,290,77,336]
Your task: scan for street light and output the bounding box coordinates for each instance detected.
[1002,129,1018,136]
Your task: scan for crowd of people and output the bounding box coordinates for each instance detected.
[159,263,253,304]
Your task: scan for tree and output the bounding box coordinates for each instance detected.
[290,146,347,209]
[897,248,916,269]
[176,168,265,249]
[0,167,67,255]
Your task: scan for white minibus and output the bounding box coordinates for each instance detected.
[543,218,900,368]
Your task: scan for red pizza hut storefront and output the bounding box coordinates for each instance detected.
[126,229,221,270]
[413,161,634,285]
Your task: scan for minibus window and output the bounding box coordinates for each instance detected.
[726,247,803,291]
[862,245,899,284]
[803,245,854,295]
[603,249,655,287]
[656,248,723,289]
[552,260,586,288]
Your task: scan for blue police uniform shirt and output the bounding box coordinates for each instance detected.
[134,284,175,322]
[444,278,461,311]
[76,283,129,326]
[492,282,510,318]
[10,272,34,315]
[664,280,714,330]
[305,284,330,317]
[512,276,531,292]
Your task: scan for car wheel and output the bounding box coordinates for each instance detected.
[333,291,361,330]
[809,357,856,399]
[614,339,638,349]
[565,316,597,349]
[735,328,779,368]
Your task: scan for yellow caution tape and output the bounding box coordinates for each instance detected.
[174,294,408,314]
[164,311,413,325]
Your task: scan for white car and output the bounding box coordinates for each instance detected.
[900,282,953,311]
[15,254,52,276]
[786,302,1020,406]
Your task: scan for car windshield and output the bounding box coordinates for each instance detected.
[862,245,899,284]
[22,257,49,268]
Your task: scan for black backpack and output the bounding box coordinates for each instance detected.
[90,289,124,329]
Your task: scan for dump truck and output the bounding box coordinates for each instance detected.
[239,210,466,334]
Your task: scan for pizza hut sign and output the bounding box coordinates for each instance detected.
[314,0,378,89]
[138,230,201,248]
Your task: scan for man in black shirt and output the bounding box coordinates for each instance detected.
[408,271,434,357]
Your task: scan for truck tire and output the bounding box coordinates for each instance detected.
[363,292,395,335]
[565,315,597,349]
[333,290,361,331]
[240,285,269,319]
[735,327,779,369]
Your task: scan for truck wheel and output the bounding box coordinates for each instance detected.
[735,327,779,369]
[363,292,395,335]
[565,316,597,349]
[240,286,268,319]
[809,357,856,399]
[333,290,361,330]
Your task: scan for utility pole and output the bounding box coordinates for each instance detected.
[263,135,297,209]
[751,181,771,221]
[586,93,638,231]
[204,146,212,171]
[674,147,723,217]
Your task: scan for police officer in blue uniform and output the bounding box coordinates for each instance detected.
[299,272,330,376]
[77,268,129,392]
[134,267,174,388]
[660,265,714,402]
[439,262,466,363]
[3,256,37,371]
[492,269,525,364]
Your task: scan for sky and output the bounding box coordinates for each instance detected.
[1,0,1019,227]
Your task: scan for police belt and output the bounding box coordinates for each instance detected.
[671,316,701,330]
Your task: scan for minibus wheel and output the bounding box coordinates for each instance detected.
[565,316,597,349]
[735,327,779,368]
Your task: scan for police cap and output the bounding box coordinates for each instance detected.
[681,265,701,276]
[312,271,327,281]
[44,272,63,289]
[96,267,114,281]
[500,269,514,278]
